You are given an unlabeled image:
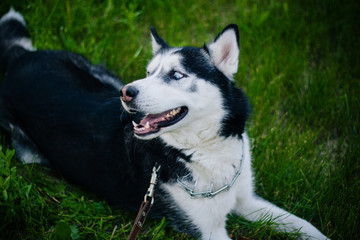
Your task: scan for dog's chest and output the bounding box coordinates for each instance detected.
[158,135,247,226]
[160,177,239,236]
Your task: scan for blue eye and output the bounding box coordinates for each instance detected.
[170,70,187,80]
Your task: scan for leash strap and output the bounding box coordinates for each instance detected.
[127,200,152,240]
[127,165,161,240]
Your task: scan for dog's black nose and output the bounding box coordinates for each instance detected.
[120,85,138,102]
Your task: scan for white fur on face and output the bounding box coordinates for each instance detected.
[126,50,226,142]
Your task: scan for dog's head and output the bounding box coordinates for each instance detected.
[120,25,249,144]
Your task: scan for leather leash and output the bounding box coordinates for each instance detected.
[127,165,161,240]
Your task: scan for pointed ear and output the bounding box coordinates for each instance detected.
[150,27,169,55]
[207,24,240,79]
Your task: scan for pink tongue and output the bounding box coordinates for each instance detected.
[133,111,170,135]
[133,107,184,135]
[139,112,166,127]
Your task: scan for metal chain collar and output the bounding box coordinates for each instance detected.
[177,140,245,199]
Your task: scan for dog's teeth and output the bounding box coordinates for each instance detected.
[145,121,150,129]
[166,108,182,118]
[132,121,139,127]
[171,108,181,116]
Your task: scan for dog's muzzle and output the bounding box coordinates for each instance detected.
[120,84,188,137]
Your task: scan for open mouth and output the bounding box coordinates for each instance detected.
[132,106,188,136]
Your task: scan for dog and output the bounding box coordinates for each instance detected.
[0,9,329,240]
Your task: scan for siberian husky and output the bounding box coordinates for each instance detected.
[0,9,329,240]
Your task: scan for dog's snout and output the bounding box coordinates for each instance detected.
[120,85,138,102]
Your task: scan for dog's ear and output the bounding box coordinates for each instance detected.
[207,24,239,79]
[150,27,169,55]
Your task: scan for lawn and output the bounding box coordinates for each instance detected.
[0,0,359,239]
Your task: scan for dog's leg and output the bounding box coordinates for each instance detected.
[177,199,232,240]
[199,217,231,240]
[233,195,329,240]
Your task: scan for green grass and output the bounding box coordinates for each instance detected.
[0,0,359,239]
